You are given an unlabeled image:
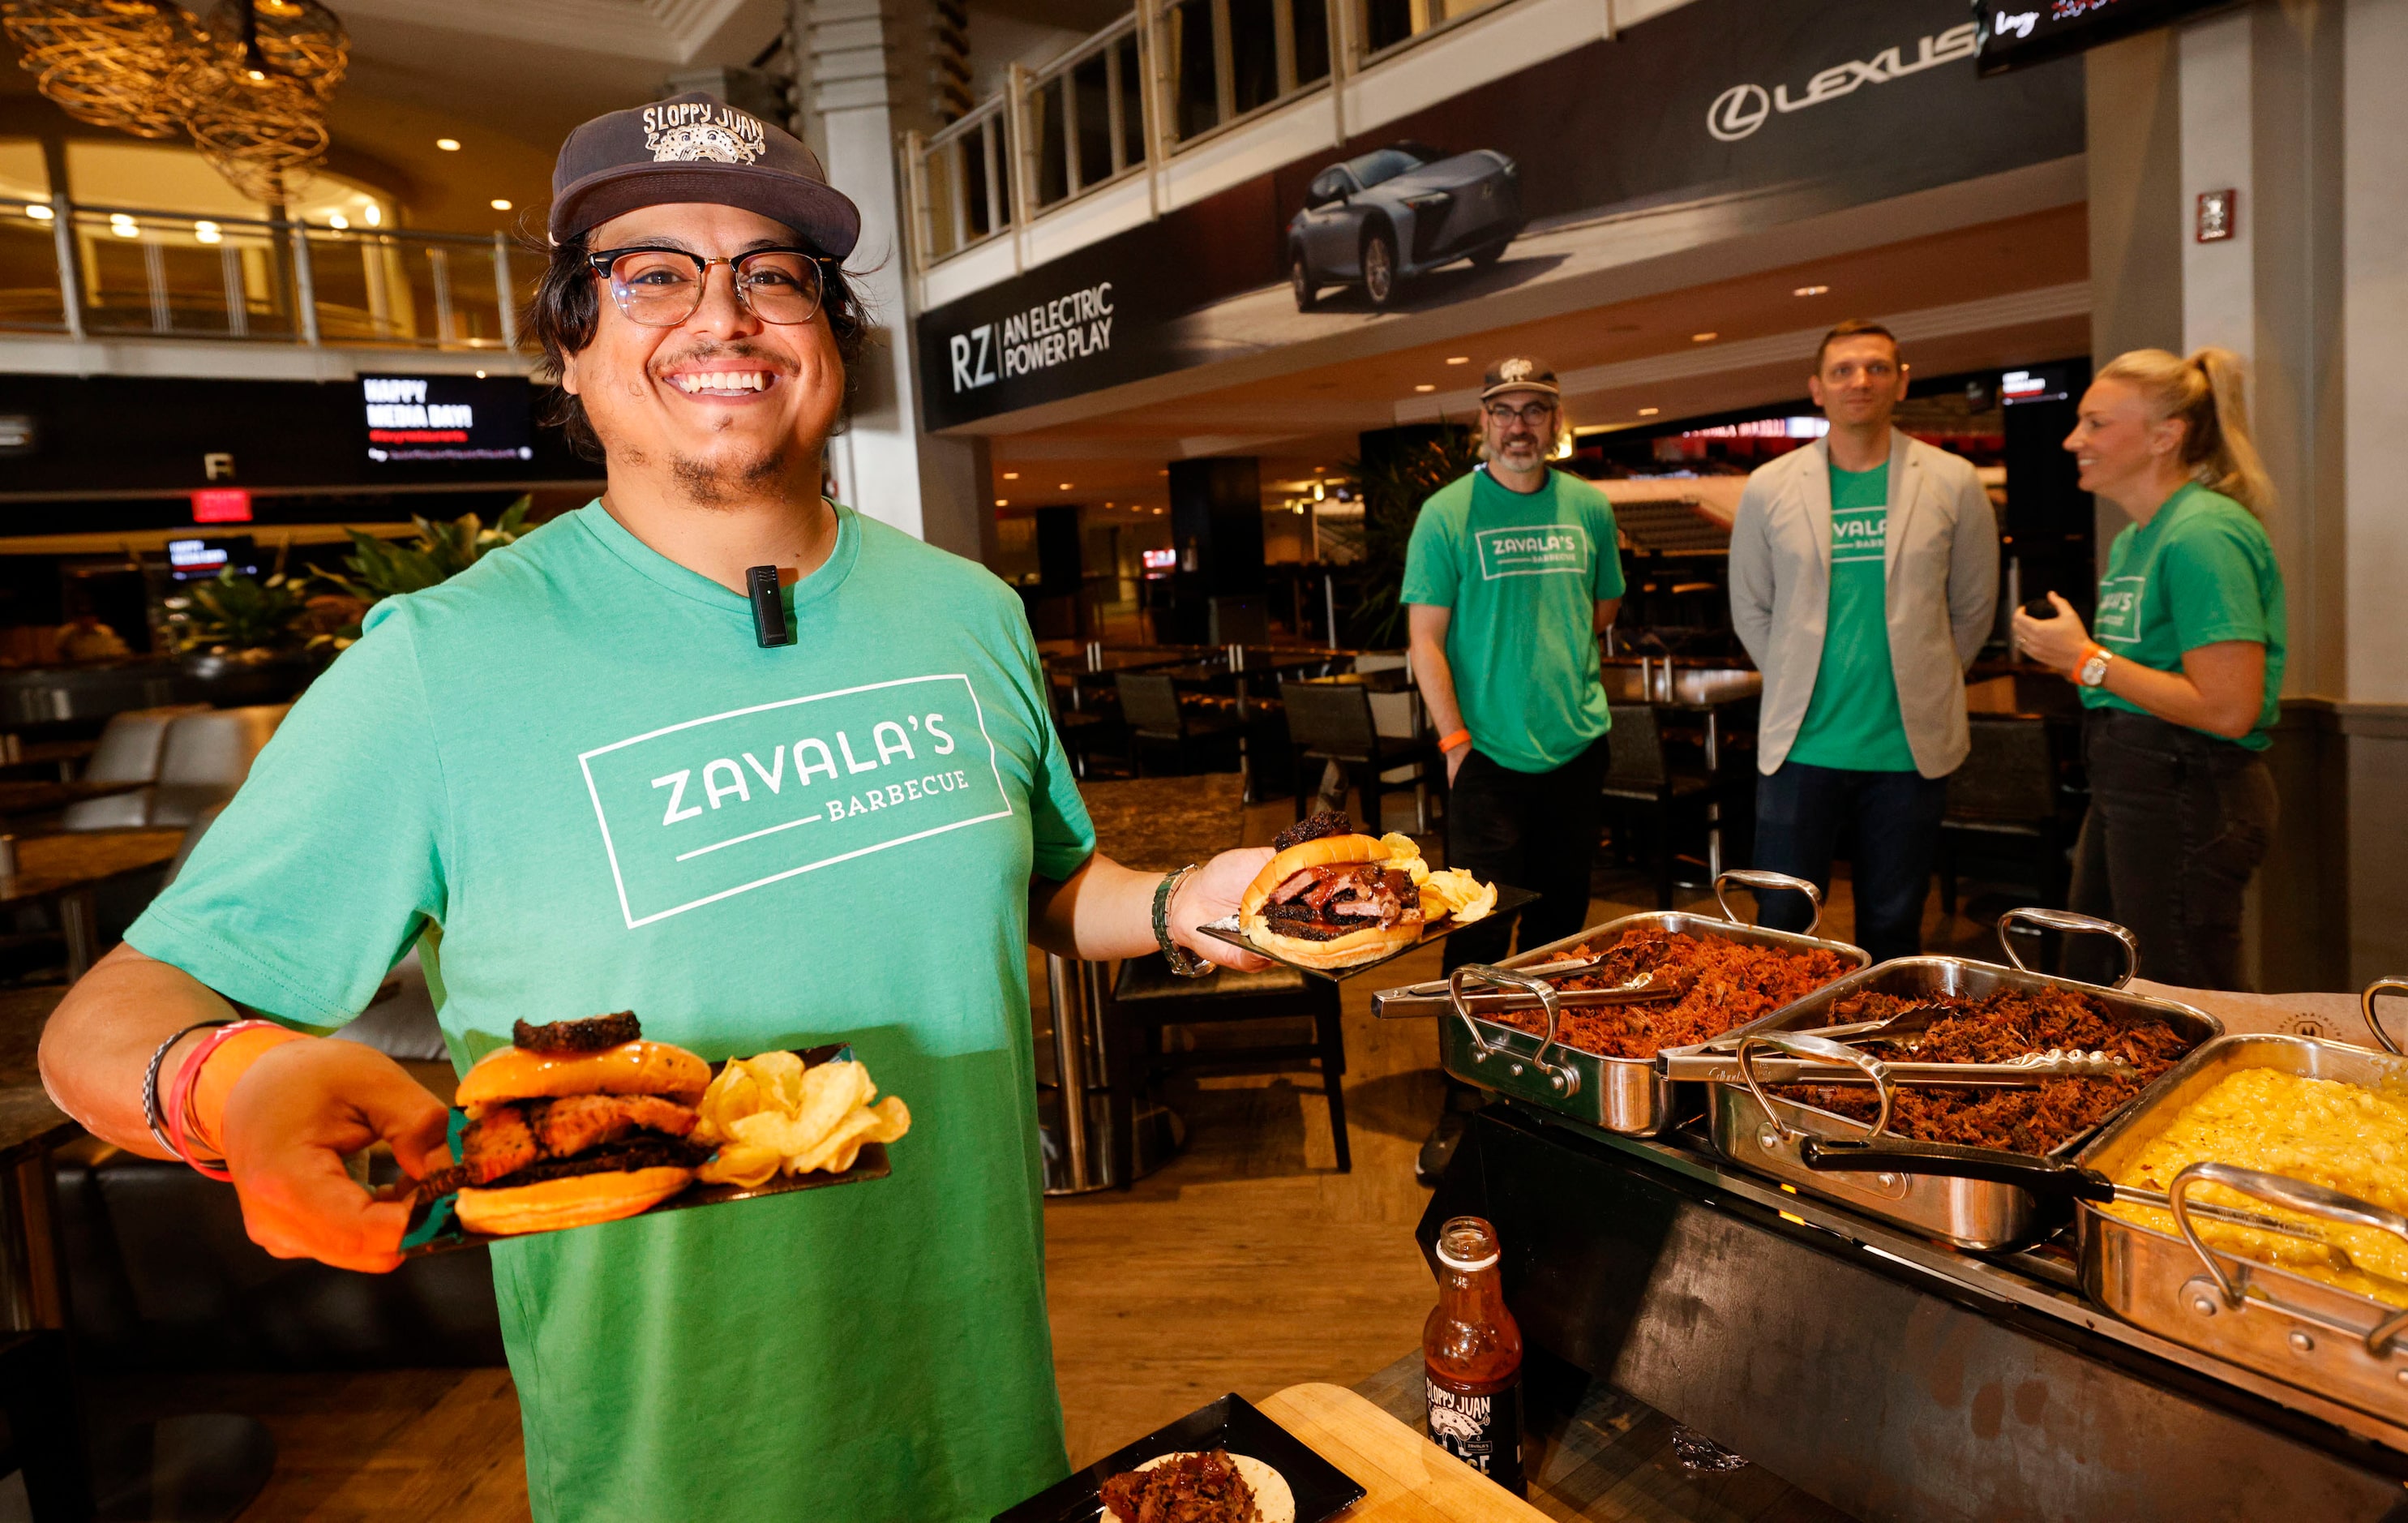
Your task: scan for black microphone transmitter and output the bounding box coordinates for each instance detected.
[746,564,793,647]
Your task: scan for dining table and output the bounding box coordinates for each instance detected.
[1040,774,1250,1195]
[1,828,188,979]
[0,779,144,822]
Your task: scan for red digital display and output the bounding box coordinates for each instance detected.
[191,488,253,523]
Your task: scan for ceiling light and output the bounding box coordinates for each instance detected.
[25,204,54,221]
[1152,507,1165,514]
[328,212,349,230]
[474,369,486,379]
[995,498,1009,507]
[491,198,512,211]
[362,204,381,226]
[1158,469,1169,476]
[1446,355,1469,364]
[1002,471,1018,479]
[1691,332,1717,342]
[194,220,221,244]
[1057,482,1073,490]
[437,138,461,152]
[1313,465,1325,473]
[109,213,137,238]
[1793,285,1829,296]
[1639,407,1660,416]
[1414,384,1435,393]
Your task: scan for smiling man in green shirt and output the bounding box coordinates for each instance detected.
[1729,320,1998,962]
[38,93,1273,1523]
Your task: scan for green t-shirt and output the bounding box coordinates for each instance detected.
[127,503,1093,1523]
[1398,467,1626,773]
[1788,463,1917,771]
[2086,481,2287,749]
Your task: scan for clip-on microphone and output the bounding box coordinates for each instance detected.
[746,565,793,648]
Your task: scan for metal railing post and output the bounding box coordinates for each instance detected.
[1005,63,1032,273]
[491,234,516,349]
[429,245,456,346]
[141,237,170,332]
[220,244,247,337]
[49,195,83,343]
[289,221,319,346]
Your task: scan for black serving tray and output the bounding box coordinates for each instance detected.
[1197,883,1540,984]
[400,1042,891,1257]
[994,1392,1364,1523]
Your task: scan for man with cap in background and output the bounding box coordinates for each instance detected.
[1402,358,1624,1182]
[38,92,1275,1523]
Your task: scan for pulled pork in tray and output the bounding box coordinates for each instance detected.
[1775,986,2196,1155]
[1481,929,1854,1060]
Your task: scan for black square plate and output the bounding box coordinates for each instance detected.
[1197,883,1541,984]
[400,1043,892,1257]
[994,1392,1365,1523]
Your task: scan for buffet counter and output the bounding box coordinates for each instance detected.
[1420,1101,2408,1521]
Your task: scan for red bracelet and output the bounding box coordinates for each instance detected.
[1439,729,1472,753]
[165,1019,282,1180]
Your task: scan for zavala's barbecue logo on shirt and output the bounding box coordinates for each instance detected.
[578,674,1012,928]
[1830,504,1886,565]
[1474,523,1590,580]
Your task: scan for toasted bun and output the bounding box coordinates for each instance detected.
[454,1166,694,1236]
[1240,911,1420,969]
[1240,833,1389,918]
[454,1040,711,1117]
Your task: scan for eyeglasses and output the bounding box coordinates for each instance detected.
[1484,401,1557,427]
[586,246,829,327]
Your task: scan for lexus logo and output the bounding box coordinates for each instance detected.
[1707,84,1770,142]
[1706,22,1978,143]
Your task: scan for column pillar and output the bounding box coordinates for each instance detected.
[1166,457,1265,643]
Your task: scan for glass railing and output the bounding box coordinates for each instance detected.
[0,197,526,351]
[907,0,1523,272]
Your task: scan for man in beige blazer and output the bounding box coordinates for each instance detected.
[1728,320,1998,961]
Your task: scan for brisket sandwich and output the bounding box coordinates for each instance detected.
[429,1013,714,1235]
[1239,811,1423,969]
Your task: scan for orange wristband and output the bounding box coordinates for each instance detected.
[1439,729,1472,753]
[182,1023,307,1161]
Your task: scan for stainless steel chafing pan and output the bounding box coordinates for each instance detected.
[1687,909,2220,1250]
[1368,870,1870,1136]
[2066,1031,2408,1426]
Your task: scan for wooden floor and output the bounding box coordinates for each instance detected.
[108,796,2002,1521]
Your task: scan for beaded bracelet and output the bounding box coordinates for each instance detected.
[143,1017,236,1164]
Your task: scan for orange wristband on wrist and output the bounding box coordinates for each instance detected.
[176,1022,306,1166]
[1439,729,1472,753]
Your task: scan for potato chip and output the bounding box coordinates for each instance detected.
[1379,832,1432,885]
[691,1053,910,1183]
[1423,867,1497,924]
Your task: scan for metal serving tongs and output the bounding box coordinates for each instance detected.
[1370,956,1686,1019]
[1694,1000,1954,1056]
[1662,1040,2137,1087]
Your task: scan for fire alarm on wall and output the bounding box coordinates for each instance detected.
[2196,189,2237,243]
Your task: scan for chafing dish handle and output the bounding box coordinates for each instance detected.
[1448,964,1582,1097]
[1796,1137,2116,1201]
[2363,976,2408,1056]
[1713,869,1823,937]
[1736,1030,1890,1141]
[2170,1161,2408,1356]
[1995,907,2139,989]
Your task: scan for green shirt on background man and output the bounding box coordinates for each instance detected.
[1399,466,1626,773]
[2085,481,2287,750]
[128,503,1090,1523]
[1789,461,1918,771]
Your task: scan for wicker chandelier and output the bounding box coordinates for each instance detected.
[2,0,349,203]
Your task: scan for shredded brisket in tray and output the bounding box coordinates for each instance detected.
[1480,929,1855,1059]
[1772,987,2196,1155]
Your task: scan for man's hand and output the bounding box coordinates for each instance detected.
[1446,745,1468,785]
[2012,591,2093,674]
[1168,847,1275,971]
[218,1038,454,1273]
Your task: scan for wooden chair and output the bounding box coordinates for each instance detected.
[1279,680,1438,832]
[1939,715,2078,913]
[1105,954,1351,1174]
[1598,703,1716,908]
[1114,671,1242,776]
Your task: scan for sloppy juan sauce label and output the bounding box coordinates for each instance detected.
[1425,1376,1525,1495]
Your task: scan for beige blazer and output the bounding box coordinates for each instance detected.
[1728,431,1999,779]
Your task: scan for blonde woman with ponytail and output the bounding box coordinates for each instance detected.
[2012,347,2286,989]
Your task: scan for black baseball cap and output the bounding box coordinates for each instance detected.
[1480,357,1559,401]
[549,91,861,257]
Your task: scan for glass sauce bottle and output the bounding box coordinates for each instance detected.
[1422,1214,1525,1495]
